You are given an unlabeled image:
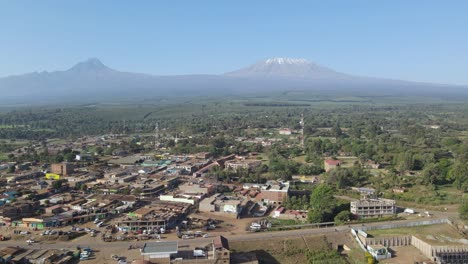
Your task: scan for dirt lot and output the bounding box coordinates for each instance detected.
[380,246,432,264]
[189,211,254,235]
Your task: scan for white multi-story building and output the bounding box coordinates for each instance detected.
[350,198,396,218]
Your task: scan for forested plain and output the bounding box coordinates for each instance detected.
[1,93,468,222]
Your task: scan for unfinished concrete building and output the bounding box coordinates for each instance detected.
[350,198,396,218]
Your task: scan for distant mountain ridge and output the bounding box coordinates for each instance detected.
[225,57,349,79]
[0,57,467,104]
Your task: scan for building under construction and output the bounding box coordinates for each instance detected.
[115,201,192,232]
[350,198,396,218]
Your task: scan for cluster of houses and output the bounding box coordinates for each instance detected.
[0,128,423,264]
[0,145,297,235]
[0,150,400,239]
[0,142,277,263]
[0,133,405,264]
[0,247,77,264]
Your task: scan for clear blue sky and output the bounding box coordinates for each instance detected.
[1,1,467,84]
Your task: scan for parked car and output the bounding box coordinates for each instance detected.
[193,249,206,257]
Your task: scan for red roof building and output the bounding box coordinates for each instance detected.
[324,159,341,172]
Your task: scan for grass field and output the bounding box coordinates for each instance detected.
[229,233,363,264]
[392,184,464,206]
[335,156,359,168]
[0,139,31,145]
[0,124,26,128]
[0,153,8,161]
[293,155,307,163]
[230,235,331,264]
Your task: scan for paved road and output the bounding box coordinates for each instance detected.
[1,216,449,251]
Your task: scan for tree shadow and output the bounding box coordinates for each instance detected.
[253,250,281,264]
[231,250,281,264]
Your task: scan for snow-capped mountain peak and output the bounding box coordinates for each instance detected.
[264,57,309,65]
[225,57,347,79]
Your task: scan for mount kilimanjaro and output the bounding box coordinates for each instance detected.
[225,57,349,79]
[0,57,466,104]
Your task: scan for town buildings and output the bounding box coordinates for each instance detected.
[225,159,261,171]
[324,159,341,172]
[241,181,290,205]
[51,163,74,176]
[115,201,192,232]
[0,247,76,263]
[279,128,292,135]
[140,236,230,263]
[199,194,247,216]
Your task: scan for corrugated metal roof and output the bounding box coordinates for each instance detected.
[141,241,178,254]
[214,236,229,250]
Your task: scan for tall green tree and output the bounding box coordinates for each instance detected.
[331,122,343,138]
[449,161,468,191]
[308,184,337,223]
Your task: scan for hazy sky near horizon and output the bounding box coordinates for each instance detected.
[1,1,467,85]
